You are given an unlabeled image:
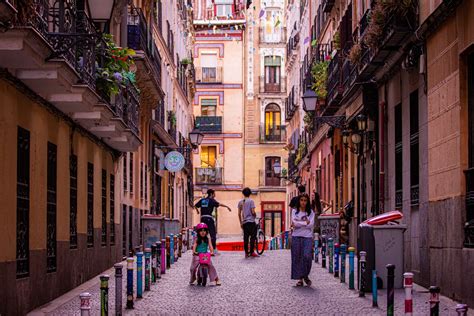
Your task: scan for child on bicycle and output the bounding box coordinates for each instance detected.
[189,223,221,286]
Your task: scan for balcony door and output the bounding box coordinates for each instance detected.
[201,53,217,82]
[264,56,281,92]
[201,99,217,116]
[265,104,281,141]
[265,157,281,186]
[200,146,216,168]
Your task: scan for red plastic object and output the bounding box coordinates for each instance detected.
[363,211,403,225]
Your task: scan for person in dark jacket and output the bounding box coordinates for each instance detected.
[289,185,306,210]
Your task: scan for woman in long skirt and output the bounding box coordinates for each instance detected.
[291,193,315,286]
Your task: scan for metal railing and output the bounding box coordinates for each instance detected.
[195,116,223,133]
[195,66,223,83]
[259,170,284,187]
[259,27,286,44]
[259,76,286,93]
[195,168,223,185]
[260,125,286,143]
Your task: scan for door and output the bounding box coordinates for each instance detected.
[264,211,283,237]
[265,157,281,186]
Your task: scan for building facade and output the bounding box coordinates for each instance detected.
[0,2,139,314]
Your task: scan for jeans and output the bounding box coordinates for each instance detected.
[201,217,217,249]
[243,222,257,255]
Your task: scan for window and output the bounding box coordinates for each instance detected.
[110,174,115,245]
[265,157,281,186]
[70,154,78,249]
[145,165,148,202]
[410,90,419,205]
[264,56,281,92]
[87,163,94,247]
[264,10,283,42]
[17,127,30,278]
[46,142,57,272]
[395,104,403,209]
[140,161,144,199]
[265,104,282,141]
[123,156,127,192]
[200,53,218,82]
[201,99,217,116]
[215,0,233,17]
[200,146,217,168]
[101,169,107,246]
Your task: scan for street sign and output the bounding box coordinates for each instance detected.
[164,151,185,172]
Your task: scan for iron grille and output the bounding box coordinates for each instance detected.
[46,142,57,272]
[70,154,78,249]
[110,174,115,245]
[101,169,107,246]
[87,162,94,247]
[16,127,30,278]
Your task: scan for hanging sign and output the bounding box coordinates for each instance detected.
[164,151,185,172]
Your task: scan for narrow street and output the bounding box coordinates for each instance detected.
[31,249,464,315]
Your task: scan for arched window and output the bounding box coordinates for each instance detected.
[265,104,282,141]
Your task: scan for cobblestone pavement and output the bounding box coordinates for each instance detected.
[31,250,470,315]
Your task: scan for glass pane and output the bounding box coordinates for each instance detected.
[264,213,272,236]
[274,212,282,235]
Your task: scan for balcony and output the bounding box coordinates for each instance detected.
[326,50,343,111]
[195,168,223,185]
[260,125,286,143]
[259,76,286,94]
[196,67,223,84]
[322,0,335,13]
[259,170,284,187]
[259,27,286,44]
[127,7,163,96]
[0,1,141,151]
[195,116,222,133]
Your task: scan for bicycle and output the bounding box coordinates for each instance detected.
[255,217,266,255]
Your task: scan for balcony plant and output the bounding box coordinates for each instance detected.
[304,112,314,133]
[168,110,177,127]
[96,34,137,98]
[311,60,329,99]
[295,143,307,165]
[333,31,340,50]
[181,58,193,65]
[348,42,362,65]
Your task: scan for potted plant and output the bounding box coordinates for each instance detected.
[311,60,329,100]
[304,112,314,132]
[363,2,385,49]
[168,110,177,126]
[181,58,193,65]
[348,42,362,65]
[333,31,340,50]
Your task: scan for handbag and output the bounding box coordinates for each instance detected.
[199,252,212,265]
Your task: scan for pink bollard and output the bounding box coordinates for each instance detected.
[403,272,414,315]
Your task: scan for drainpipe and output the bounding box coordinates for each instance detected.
[379,95,386,213]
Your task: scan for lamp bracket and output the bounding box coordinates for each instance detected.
[315,115,346,129]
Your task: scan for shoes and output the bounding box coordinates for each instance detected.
[304,277,312,287]
[215,279,222,286]
[296,280,304,286]
[251,252,259,258]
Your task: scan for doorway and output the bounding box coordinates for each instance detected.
[261,202,285,237]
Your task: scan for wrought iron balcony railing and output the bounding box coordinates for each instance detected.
[195,168,223,185]
[322,0,335,13]
[259,76,286,94]
[326,50,342,107]
[195,116,222,133]
[195,66,223,83]
[260,125,286,143]
[259,27,287,44]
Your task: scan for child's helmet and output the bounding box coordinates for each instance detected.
[195,222,208,231]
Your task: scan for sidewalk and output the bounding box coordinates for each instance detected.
[29,249,472,315]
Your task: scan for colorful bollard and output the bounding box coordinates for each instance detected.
[161,239,166,274]
[403,272,414,315]
[386,264,395,316]
[173,235,178,262]
[334,243,340,278]
[151,243,157,283]
[285,231,290,249]
[100,274,109,316]
[166,236,171,269]
[314,237,319,263]
[80,292,92,316]
[178,234,183,258]
[126,257,134,309]
[359,251,367,297]
[280,233,284,249]
[348,247,355,290]
[114,264,123,316]
[429,286,440,316]
[157,241,162,279]
[144,248,151,291]
[321,235,327,269]
[328,238,334,274]
[340,244,346,283]
[455,304,468,316]
[170,234,175,265]
[372,270,378,308]
[136,252,143,298]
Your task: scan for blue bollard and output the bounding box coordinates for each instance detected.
[144,248,151,291]
[321,235,327,268]
[285,231,289,249]
[372,270,378,307]
[170,234,174,265]
[334,243,340,278]
[348,247,355,289]
[280,233,284,249]
[328,238,334,274]
[314,238,319,263]
[126,257,134,309]
[136,252,143,298]
[340,244,346,283]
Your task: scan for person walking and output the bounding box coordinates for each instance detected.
[194,189,232,250]
[238,187,258,258]
[291,194,315,287]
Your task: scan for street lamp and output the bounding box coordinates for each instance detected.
[356,114,367,132]
[302,87,318,112]
[342,129,350,145]
[351,133,362,144]
[273,161,282,175]
[87,0,116,32]
[189,128,204,147]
